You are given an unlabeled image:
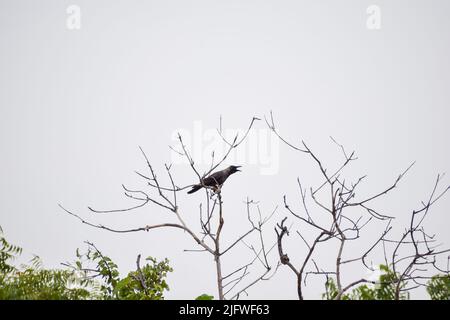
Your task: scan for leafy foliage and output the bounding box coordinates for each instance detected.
[322,276,342,300]
[0,226,22,274]
[427,274,450,300]
[323,265,409,300]
[70,243,173,300]
[0,228,91,300]
[0,227,172,300]
[195,293,214,300]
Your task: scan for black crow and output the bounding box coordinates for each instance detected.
[187,165,241,194]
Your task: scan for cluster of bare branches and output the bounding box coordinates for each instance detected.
[60,116,279,300]
[388,173,450,298]
[266,111,450,300]
[60,112,449,300]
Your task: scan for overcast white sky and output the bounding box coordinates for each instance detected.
[1,0,449,299]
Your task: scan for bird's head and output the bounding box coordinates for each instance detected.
[228,165,242,174]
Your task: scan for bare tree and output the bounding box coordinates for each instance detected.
[60,117,279,300]
[266,111,450,300]
[60,113,449,300]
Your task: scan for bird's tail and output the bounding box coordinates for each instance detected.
[187,184,202,194]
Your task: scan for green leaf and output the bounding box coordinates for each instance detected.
[195,294,214,300]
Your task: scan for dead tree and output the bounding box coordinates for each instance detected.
[60,117,279,300]
[267,112,449,300]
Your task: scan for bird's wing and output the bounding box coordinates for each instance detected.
[205,169,227,185]
[202,175,219,187]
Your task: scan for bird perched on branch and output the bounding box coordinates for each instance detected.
[187,165,241,194]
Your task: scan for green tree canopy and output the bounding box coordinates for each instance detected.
[0,226,172,300]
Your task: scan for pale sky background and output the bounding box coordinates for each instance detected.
[0,0,449,299]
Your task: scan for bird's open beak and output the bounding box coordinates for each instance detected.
[236,166,242,172]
